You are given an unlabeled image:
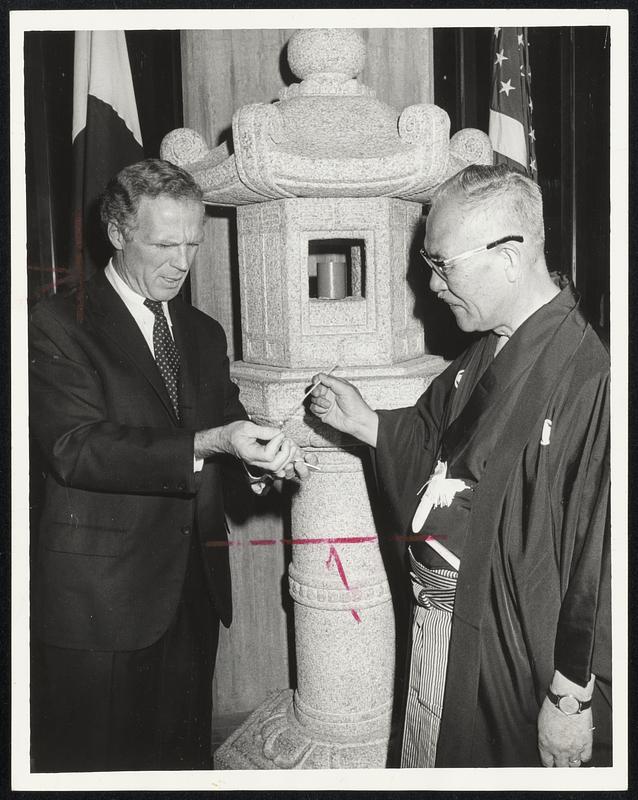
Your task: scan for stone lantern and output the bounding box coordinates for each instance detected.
[161,28,491,769]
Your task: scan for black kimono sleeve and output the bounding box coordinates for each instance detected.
[372,357,461,536]
[551,365,611,687]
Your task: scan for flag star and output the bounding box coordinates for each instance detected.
[530,158,537,171]
[518,33,524,46]
[528,128,536,142]
[494,26,501,36]
[495,49,508,66]
[499,79,515,97]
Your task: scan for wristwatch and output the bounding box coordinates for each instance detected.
[546,688,592,716]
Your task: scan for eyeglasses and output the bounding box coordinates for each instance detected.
[420,235,524,281]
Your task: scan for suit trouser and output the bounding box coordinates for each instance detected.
[31,531,219,772]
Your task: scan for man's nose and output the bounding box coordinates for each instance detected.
[171,245,190,272]
[429,268,447,294]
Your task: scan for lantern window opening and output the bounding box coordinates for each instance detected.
[307,238,366,301]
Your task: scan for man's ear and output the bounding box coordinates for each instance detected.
[500,241,522,283]
[107,221,125,251]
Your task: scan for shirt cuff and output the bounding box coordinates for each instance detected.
[241,460,274,494]
[550,669,596,699]
[250,480,272,496]
[194,455,204,472]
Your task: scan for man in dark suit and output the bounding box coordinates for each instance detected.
[29,159,309,772]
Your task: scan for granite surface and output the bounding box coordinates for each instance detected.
[235,197,430,370]
[160,28,492,205]
[160,26,486,771]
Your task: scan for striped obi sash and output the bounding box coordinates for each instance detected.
[402,548,459,767]
[408,547,457,613]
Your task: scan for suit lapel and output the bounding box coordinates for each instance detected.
[86,271,178,423]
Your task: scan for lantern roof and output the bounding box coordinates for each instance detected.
[160,28,492,207]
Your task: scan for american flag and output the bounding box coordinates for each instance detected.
[489,27,537,179]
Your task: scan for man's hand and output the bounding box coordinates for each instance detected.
[309,373,379,447]
[537,698,594,767]
[537,670,596,767]
[194,420,311,480]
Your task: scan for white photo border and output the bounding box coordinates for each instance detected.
[10,6,628,792]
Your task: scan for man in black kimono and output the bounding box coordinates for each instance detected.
[309,164,610,768]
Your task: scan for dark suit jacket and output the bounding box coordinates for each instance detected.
[29,270,248,651]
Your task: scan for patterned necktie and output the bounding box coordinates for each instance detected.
[144,299,181,420]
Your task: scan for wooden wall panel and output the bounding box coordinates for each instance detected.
[181,27,433,719]
[361,28,434,110]
[182,29,296,718]
[181,29,295,360]
[212,495,293,715]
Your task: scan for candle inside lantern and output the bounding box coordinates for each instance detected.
[317,258,347,299]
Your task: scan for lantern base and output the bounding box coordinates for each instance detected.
[213,689,392,770]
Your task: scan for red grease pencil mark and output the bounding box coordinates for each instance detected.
[326,545,350,588]
[203,533,449,548]
[325,545,361,624]
[290,536,376,546]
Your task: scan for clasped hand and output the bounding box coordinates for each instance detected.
[221,420,313,481]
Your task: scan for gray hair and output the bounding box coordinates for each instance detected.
[430,164,545,248]
[100,158,204,240]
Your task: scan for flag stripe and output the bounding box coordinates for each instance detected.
[72,31,142,145]
[71,30,144,289]
[71,32,90,142]
[488,110,527,167]
[489,27,537,179]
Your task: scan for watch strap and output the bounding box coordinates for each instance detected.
[546,687,592,714]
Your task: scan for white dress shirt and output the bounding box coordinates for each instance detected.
[104,260,174,356]
[105,260,203,472]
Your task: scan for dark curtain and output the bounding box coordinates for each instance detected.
[434,26,610,350]
[24,30,184,308]
[24,32,75,307]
